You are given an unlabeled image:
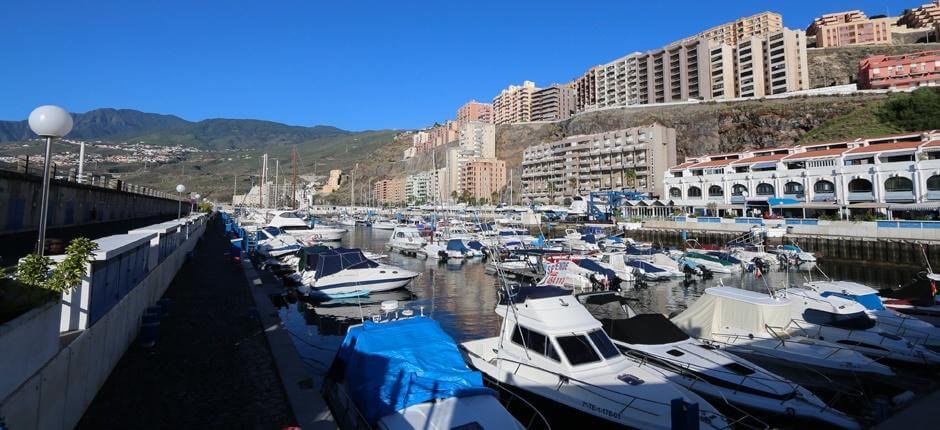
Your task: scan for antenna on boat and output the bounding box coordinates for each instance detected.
[920,243,934,275]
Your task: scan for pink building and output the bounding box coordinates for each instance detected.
[858,50,940,89]
[456,100,493,126]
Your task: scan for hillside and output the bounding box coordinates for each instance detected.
[0,108,350,150]
[807,43,940,88]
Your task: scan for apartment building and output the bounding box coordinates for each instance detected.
[858,49,940,89]
[405,171,432,204]
[426,121,459,151]
[574,67,599,112]
[460,158,507,201]
[521,124,677,202]
[402,145,417,160]
[693,11,783,46]
[373,178,406,205]
[456,100,493,126]
[806,10,893,48]
[737,29,809,98]
[320,169,343,193]
[492,81,538,125]
[899,1,940,29]
[663,131,940,211]
[531,84,576,122]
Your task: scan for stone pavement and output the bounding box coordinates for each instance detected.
[77,217,295,429]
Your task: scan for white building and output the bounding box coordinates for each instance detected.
[405,171,432,204]
[663,131,940,216]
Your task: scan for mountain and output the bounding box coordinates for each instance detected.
[0,108,352,150]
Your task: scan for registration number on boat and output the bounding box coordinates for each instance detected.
[582,401,622,420]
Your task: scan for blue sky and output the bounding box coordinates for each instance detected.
[0,0,918,130]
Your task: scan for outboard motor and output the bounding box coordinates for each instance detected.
[699,266,713,280]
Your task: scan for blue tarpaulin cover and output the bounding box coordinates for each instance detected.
[626,260,666,273]
[576,258,617,279]
[446,239,470,252]
[337,317,493,424]
[467,240,486,251]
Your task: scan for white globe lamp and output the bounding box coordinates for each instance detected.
[176,184,186,219]
[28,105,73,256]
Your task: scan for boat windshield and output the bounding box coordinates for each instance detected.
[556,334,601,365]
[821,292,886,311]
[263,226,281,237]
[802,309,876,330]
[279,212,300,218]
[588,329,620,359]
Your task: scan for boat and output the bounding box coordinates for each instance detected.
[771,244,817,263]
[268,210,347,242]
[419,238,484,260]
[597,236,627,252]
[802,280,940,350]
[671,287,894,378]
[254,226,303,258]
[460,286,731,430]
[324,305,533,430]
[578,291,860,429]
[879,272,940,318]
[372,219,400,230]
[679,251,742,274]
[298,248,418,298]
[337,217,357,227]
[386,226,427,253]
[599,253,681,281]
[781,288,940,365]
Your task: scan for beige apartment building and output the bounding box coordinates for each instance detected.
[531,84,576,122]
[693,11,783,46]
[373,177,405,205]
[460,158,507,201]
[899,1,940,29]
[574,67,598,112]
[426,121,459,151]
[456,100,493,126]
[736,29,810,97]
[492,81,537,125]
[521,123,677,201]
[806,10,893,47]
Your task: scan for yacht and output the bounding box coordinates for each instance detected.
[771,244,817,264]
[267,210,347,242]
[386,226,427,253]
[461,286,730,430]
[372,219,400,230]
[254,226,303,258]
[578,292,860,429]
[324,303,533,430]
[418,238,484,260]
[299,248,418,298]
[781,288,940,365]
[598,253,682,281]
[679,251,742,274]
[671,287,894,378]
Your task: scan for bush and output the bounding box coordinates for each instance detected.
[877,87,940,131]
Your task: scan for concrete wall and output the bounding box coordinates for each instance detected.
[0,169,188,236]
[0,213,208,429]
[641,218,940,241]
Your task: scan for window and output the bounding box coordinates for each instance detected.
[732,184,747,196]
[511,325,560,361]
[556,334,601,365]
[884,176,913,192]
[687,186,702,198]
[814,180,835,193]
[928,175,940,191]
[588,329,620,359]
[784,182,804,194]
[669,187,681,198]
[708,185,723,197]
[756,183,774,196]
[848,178,873,193]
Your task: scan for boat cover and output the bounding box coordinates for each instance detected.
[336,317,492,424]
[314,248,379,280]
[671,287,791,338]
[299,245,333,271]
[626,260,666,273]
[624,246,653,256]
[446,239,470,252]
[467,240,486,251]
[575,259,617,279]
[580,234,597,244]
[602,314,690,345]
[498,285,571,305]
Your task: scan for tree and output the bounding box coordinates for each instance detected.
[491,191,499,206]
[878,87,940,131]
[625,168,637,189]
[451,190,458,202]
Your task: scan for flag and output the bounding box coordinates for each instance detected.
[931,279,937,297]
[755,266,762,279]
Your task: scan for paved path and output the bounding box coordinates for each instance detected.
[77,218,295,429]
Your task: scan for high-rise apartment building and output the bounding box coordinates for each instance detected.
[456,100,493,126]
[858,49,940,89]
[492,81,538,125]
[531,84,576,122]
[806,10,893,47]
[521,124,677,201]
[373,178,405,205]
[405,171,432,204]
[899,1,940,29]
[461,158,507,201]
[574,67,599,112]
[737,29,809,98]
[427,121,459,151]
[693,11,783,45]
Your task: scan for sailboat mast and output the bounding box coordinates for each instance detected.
[274,159,279,209]
[291,146,298,210]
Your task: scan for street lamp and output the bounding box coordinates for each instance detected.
[28,105,73,256]
[176,184,186,219]
[192,193,201,213]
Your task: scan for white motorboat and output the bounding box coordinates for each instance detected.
[679,251,742,274]
[325,304,532,430]
[671,287,894,378]
[578,292,860,429]
[418,238,483,260]
[599,253,681,281]
[540,260,608,293]
[782,288,940,365]
[268,210,347,242]
[386,226,427,253]
[771,244,817,263]
[254,226,303,258]
[803,280,940,350]
[299,248,418,298]
[372,219,400,230]
[337,217,357,227]
[460,286,730,430]
[598,236,627,252]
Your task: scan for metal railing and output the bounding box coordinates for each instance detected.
[2,156,181,201]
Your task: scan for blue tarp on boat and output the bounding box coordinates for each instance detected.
[626,260,666,273]
[446,239,470,252]
[580,234,597,244]
[337,317,493,424]
[467,240,486,251]
[575,258,617,279]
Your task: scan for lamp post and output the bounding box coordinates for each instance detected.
[176,184,186,219]
[28,105,73,256]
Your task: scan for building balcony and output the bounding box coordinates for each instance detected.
[847,191,875,202]
[928,191,940,200]
[812,192,836,202]
[884,191,915,202]
[730,195,746,204]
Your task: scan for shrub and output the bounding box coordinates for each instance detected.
[46,238,98,293]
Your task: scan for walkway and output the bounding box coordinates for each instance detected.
[77,217,295,429]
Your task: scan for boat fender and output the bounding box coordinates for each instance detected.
[892,390,916,406]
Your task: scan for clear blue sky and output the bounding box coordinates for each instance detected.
[0,0,917,130]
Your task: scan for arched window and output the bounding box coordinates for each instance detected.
[784,181,804,194]
[885,176,913,192]
[928,175,940,191]
[732,184,747,196]
[669,187,682,198]
[687,186,702,198]
[708,185,723,197]
[756,183,774,196]
[814,180,835,193]
[848,178,873,193]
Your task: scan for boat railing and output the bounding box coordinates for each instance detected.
[321,374,372,430]
[788,317,901,348]
[486,378,553,430]
[462,350,736,429]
